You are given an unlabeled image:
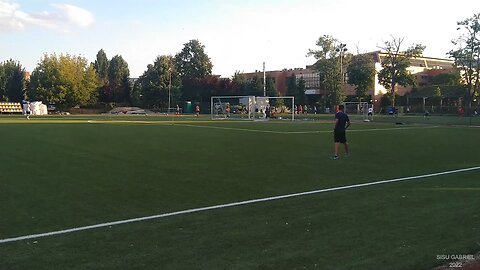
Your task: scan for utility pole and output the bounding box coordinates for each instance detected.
[263,62,266,96]
[335,43,348,108]
[168,68,172,115]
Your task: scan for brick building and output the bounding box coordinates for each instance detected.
[240,52,455,109]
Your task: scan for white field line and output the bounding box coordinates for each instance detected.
[172,123,439,134]
[86,119,439,134]
[1,166,479,244]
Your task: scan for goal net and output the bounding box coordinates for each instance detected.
[211,96,255,120]
[253,96,295,121]
[343,102,370,119]
[211,96,295,121]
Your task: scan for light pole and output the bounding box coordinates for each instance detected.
[168,68,172,115]
[335,43,347,108]
[263,61,266,97]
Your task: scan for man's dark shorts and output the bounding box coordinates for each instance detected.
[334,131,347,143]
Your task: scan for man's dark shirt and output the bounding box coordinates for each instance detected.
[334,111,349,132]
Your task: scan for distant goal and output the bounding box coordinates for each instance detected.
[211,96,295,121]
[342,101,375,121]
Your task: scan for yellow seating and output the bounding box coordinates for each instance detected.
[0,102,23,113]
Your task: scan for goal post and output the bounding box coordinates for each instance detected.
[210,96,295,121]
[211,96,256,120]
[254,96,295,121]
[343,102,370,120]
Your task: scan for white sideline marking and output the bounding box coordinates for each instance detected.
[1,166,479,244]
[86,119,439,134]
[173,123,439,134]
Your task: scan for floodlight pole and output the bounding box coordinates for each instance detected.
[168,69,172,115]
[335,44,347,108]
[263,62,266,96]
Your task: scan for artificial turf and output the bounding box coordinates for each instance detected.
[0,115,479,269]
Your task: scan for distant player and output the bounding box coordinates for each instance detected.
[367,107,373,120]
[23,101,31,120]
[225,104,231,118]
[195,104,200,116]
[332,104,350,160]
[424,110,430,119]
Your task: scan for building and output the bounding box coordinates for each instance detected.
[240,67,319,95]
[370,51,454,105]
[240,52,455,109]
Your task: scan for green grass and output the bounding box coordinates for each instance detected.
[0,115,479,269]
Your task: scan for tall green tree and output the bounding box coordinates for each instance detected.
[94,49,109,82]
[377,36,425,106]
[297,77,307,105]
[347,54,376,101]
[286,74,298,96]
[431,86,443,107]
[105,55,130,104]
[249,75,264,97]
[134,55,179,109]
[29,54,98,108]
[307,35,350,108]
[175,39,213,80]
[449,13,480,110]
[429,72,461,86]
[0,59,26,102]
[285,74,298,108]
[265,77,279,106]
[265,77,278,97]
[232,71,247,95]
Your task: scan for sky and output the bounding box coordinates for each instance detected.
[0,0,478,78]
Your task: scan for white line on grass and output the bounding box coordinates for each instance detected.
[1,166,479,244]
[172,123,439,134]
[86,119,440,134]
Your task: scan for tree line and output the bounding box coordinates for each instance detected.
[0,39,286,111]
[307,13,479,110]
[0,13,478,111]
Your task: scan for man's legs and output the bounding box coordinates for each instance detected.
[344,142,349,156]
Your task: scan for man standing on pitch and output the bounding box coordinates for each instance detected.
[333,104,350,160]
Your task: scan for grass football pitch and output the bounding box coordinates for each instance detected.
[0,114,479,269]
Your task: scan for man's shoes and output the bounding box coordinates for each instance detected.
[331,155,338,160]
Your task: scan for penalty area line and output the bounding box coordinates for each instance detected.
[1,166,479,244]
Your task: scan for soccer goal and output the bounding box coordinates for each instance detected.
[253,96,295,121]
[343,102,370,120]
[211,96,295,121]
[211,96,256,120]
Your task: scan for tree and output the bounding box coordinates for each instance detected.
[284,74,299,108]
[377,36,425,106]
[297,77,307,105]
[431,86,443,107]
[0,59,26,102]
[449,13,480,110]
[29,54,98,108]
[286,74,298,97]
[134,55,178,109]
[248,75,264,97]
[231,71,247,95]
[347,54,376,101]
[105,55,130,104]
[307,35,350,108]
[429,73,461,86]
[94,49,109,82]
[93,49,110,103]
[265,77,278,97]
[175,39,213,80]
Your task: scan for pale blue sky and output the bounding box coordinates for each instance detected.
[1,0,478,77]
